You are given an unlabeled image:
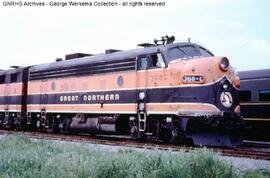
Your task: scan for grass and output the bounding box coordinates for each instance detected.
[0,135,269,178]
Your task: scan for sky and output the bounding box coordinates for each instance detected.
[0,0,269,71]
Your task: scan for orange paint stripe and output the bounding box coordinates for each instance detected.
[0,83,24,96]
[146,103,220,112]
[26,103,219,115]
[0,105,22,111]
[27,104,137,113]
[28,72,137,94]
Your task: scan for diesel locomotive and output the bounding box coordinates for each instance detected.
[0,36,244,147]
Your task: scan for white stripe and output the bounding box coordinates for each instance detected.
[148,111,222,116]
[29,110,137,114]
[241,78,270,82]
[0,110,21,112]
[241,102,270,105]
[244,118,270,121]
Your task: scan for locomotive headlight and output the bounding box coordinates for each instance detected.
[183,75,205,84]
[220,57,230,71]
[220,79,230,91]
[223,83,229,90]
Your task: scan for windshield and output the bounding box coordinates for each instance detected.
[199,47,214,57]
[167,45,214,62]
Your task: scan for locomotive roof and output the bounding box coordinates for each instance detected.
[239,68,270,80]
[0,66,27,75]
[29,42,197,73]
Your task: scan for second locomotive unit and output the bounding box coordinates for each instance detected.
[0,36,243,147]
[239,69,270,140]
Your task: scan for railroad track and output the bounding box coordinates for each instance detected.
[0,129,270,160]
[243,140,270,149]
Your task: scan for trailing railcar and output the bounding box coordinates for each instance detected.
[239,69,270,140]
[24,37,243,147]
[0,67,29,129]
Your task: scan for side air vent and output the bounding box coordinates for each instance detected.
[65,53,93,60]
[29,57,136,80]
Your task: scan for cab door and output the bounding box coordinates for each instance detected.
[10,73,20,111]
[136,53,166,132]
[136,55,149,132]
[4,79,10,111]
[3,76,10,126]
[40,80,48,126]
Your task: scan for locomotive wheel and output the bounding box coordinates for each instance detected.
[52,118,60,133]
[18,118,28,131]
[5,117,15,130]
[0,117,3,128]
[158,128,171,143]
[14,117,22,131]
[130,125,139,139]
[138,132,146,140]
[60,118,71,134]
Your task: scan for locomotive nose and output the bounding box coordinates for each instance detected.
[216,57,240,88]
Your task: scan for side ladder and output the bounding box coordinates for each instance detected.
[138,91,147,132]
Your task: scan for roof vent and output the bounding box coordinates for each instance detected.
[10,66,21,69]
[105,49,122,54]
[65,53,93,60]
[137,43,155,48]
[55,58,63,62]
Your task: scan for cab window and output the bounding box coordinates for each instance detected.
[181,46,197,57]
[168,47,185,61]
[137,56,148,70]
[137,53,165,70]
[239,90,251,102]
[199,47,214,57]
[168,45,197,61]
[0,75,5,84]
[259,89,270,102]
[11,73,18,83]
[149,54,164,68]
